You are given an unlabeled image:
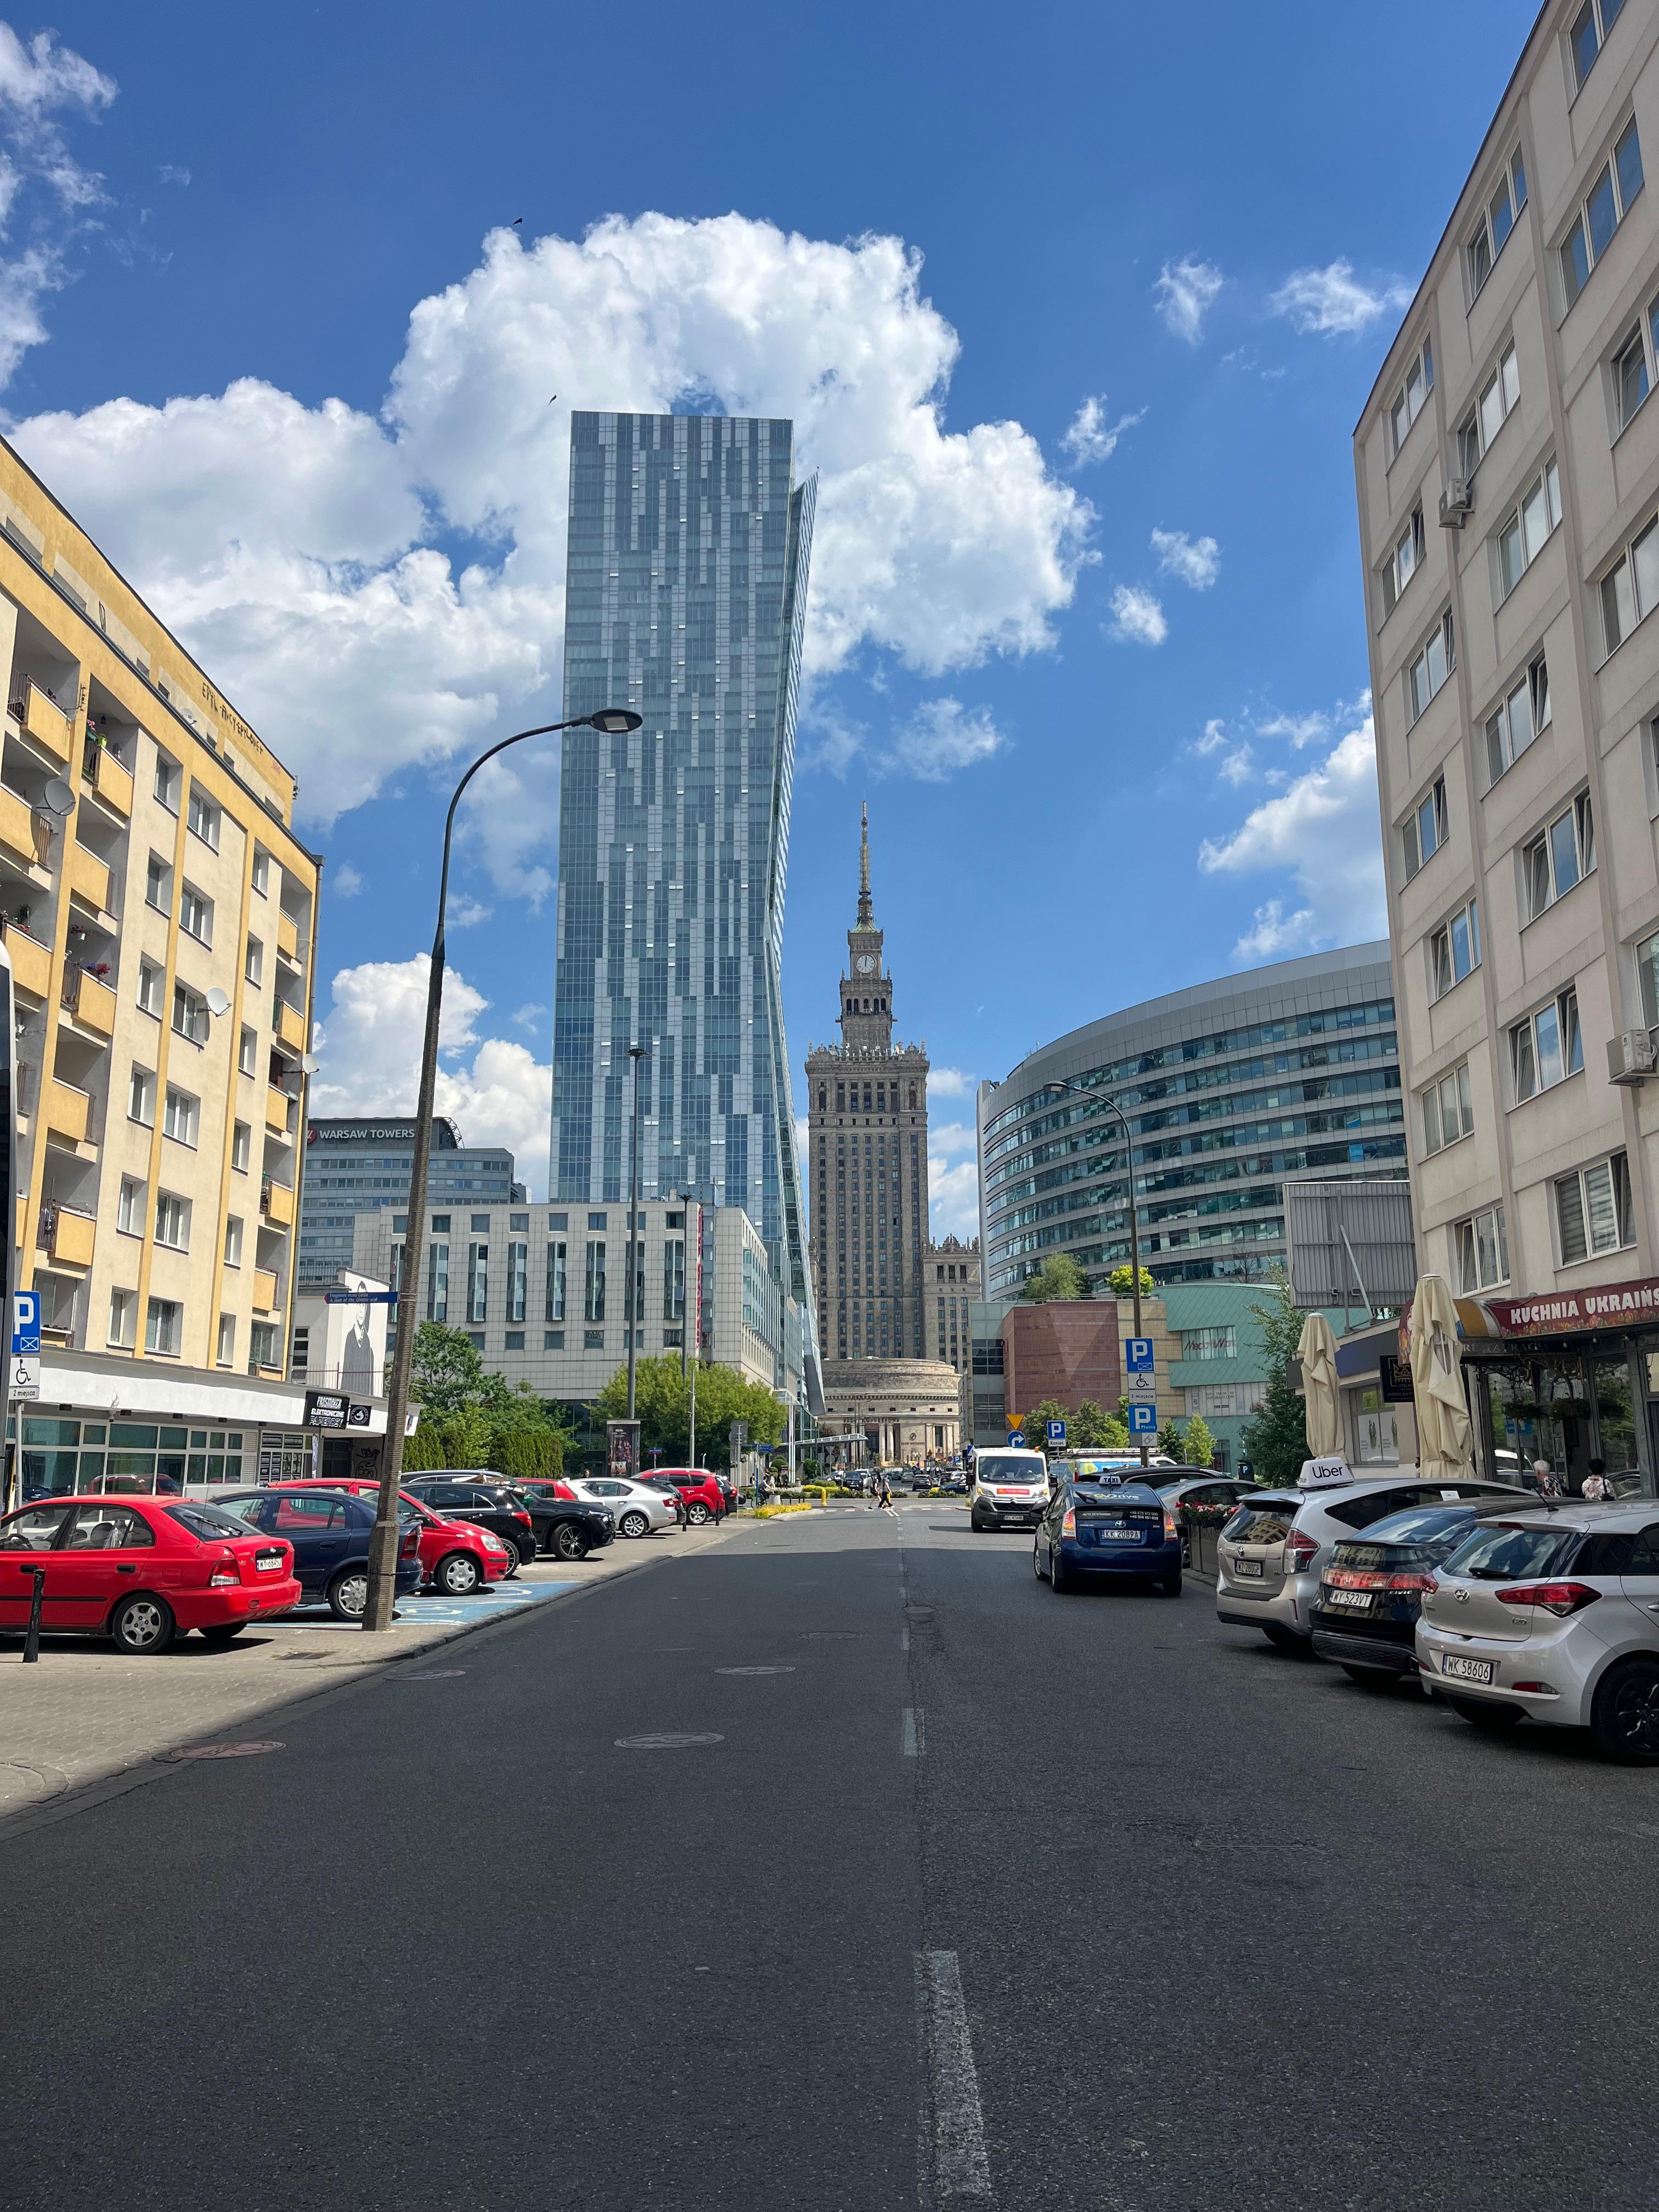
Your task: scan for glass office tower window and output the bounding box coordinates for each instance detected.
[663,1238,685,1322]
[507,1242,527,1324]
[585,1239,606,1323]
[546,1240,567,1322]
[427,1242,449,1323]
[467,1244,488,1324]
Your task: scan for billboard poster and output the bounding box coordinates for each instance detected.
[607,1419,640,1481]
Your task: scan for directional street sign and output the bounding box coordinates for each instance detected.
[1046,1419,1067,1444]
[322,1288,399,1305]
[1124,1338,1155,1374]
[1127,1401,1158,1435]
[1007,1431,1025,1447]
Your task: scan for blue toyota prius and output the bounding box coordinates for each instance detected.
[1033,1473,1183,1597]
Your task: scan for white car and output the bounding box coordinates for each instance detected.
[968,1447,1050,1532]
[568,1477,679,1539]
[1418,1500,1659,1760]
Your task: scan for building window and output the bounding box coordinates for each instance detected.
[584,1329,604,1350]
[137,960,164,1018]
[1421,1062,1475,1156]
[506,1240,527,1323]
[504,1330,524,1350]
[1571,0,1628,93]
[1381,505,1425,616]
[178,883,212,946]
[430,1214,450,1233]
[251,847,270,897]
[245,935,263,987]
[1511,986,1584,1102]
[217,1314,236,1368]
[108,1287,137,1348]
[510,1211,529,1232]
[145,1297,182,1356]
[128,1065,155,1127]
[1178,1325,1238,1360]
[1635,927,1659,1028]
[224,1215,243,1267]
[1402,776,1447,882]
[1562,117,1643,308]
[154,1191,189,1250]
[467,1243,488,1323]
[1459,340,1520,475]
[162,1086,199,1147]
[172,982,208,1044]
[470,1212,490,1232]
[1612,301,1659,431]
[1406,611,1455,724]
[1427,899,1481,1001]
[585,1240,606,1322]
[663,1237,685,1322]
[236,1024,258,1076]
[588,1211,606,1231]
[1468,148,1528,296]
[1494,456,1561,601]
[154,752,181,810]
[187,790,219,849]
[1453,1205,1510,1294]
[1522,794,1595,921]
[546,1239,567,1322]
[250,1321,278,1370]
[1599,506,1659,654]
[116,1176,145,1236]
[232,1120,250,1173]
[145,853,172,912]
[544,1330,565,1351]
[1484,656,1550,785]
[1555,1151,1634,1264]
[1387,337,1434,457]
[427,1242,449,1322]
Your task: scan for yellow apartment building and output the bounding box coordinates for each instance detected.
[0,433,365,1496]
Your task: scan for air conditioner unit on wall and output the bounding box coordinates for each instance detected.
[1607,1029,1656,1086]
[1438,478,1474,528]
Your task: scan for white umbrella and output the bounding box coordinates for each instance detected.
[1408,1272,1475,1480]
[1296,1313,1342,1460]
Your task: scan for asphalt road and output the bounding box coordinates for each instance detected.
[4,1502,1658,2210]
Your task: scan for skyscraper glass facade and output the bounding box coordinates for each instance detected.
[554,410,817,1357]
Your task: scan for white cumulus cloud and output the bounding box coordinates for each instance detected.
[1256,710,1329,748]
[0,23,116,388]
[1109,584,1167,646]
[1153,256,1224,344]
[1197,713,1386,960]
[1271,258,1412,337]
[928,1066,974,1100]
[1151,527,1220,590]
[888,697,1002,781]
[331,863,364,898]
[1061,394,1144,467]
[928,1116,980,1242]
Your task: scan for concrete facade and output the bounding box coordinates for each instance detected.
[819,1355,962,1464]
[922,1232,981,1430]
[297,1116,521,1287]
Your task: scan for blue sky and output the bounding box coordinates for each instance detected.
[0,2,1537,1231]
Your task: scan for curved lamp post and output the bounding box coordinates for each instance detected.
[1033,1076,1149,1469]
[363,707,642,1630]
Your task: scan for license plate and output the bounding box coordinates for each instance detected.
[1237,1556,1264,1578]
[1441,1654,1494,1684]
[1093,1525,1142,1543]
[255,1551,284,1573]
[1327,1588,1372,1611]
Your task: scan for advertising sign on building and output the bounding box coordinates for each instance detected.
[607,1419,640,1480]
[1482,1274,1659,1337]
[304,1389,350,1431]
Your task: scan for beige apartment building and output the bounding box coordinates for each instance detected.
[0,434,332,1497]
[922,1233,981,1432]
[1358,0,1659,1489]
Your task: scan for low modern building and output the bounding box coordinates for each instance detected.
[976,946,1404,1300]
[297,1115,522,1286]
[352,1197,806,1407]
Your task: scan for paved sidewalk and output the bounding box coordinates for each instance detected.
[0,1517,743,1832]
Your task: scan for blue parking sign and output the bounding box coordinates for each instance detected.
[1125,1338,1154,1374]
[12,1291,39,1356]
[1046,1419,1066,1444]
[1127,1401,1157,1435]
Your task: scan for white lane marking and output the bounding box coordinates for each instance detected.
[916,1950,993,2203]
[901,1622,910,1654]
[902,1707,924,1757]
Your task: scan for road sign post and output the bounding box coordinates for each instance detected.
[1046,1419,1067,1446]
[1128,1402,1158,1436]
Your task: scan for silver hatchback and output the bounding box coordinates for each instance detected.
[1215,1474,1531,1653]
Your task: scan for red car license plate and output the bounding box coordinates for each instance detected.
[255,1549,285,1573]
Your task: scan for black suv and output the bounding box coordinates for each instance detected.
[511,1486,616,1560]
[400,1476,541,1568]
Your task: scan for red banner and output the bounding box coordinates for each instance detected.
[1482,1274,1659,1337]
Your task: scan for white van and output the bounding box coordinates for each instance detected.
[968,1448,1051,1532]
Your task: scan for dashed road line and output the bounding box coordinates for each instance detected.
[915,1949,993,2204]
[902,1706,924,1757]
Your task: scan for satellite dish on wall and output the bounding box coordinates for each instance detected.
[205,986,232,1018]
[301,1053,320,1074]
[40,777,75,817]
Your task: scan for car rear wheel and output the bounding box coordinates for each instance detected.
[1159,1571,1182,1598]
[197,1621,246,1645]
[1263,1625,1311,1656]
[1443,1694,1523,1733]
[619,1510,649,1539]
[327,1566,370,1621]
[110,1593,174,1655]
[499,1542,522,1578]
[1049,1546,1069,1594]
[686,1502,710,1525]
[551,1522,590,1563]
[1591,1658,1659,1764]
[435,1550,483,1596]
[1340,1663,1397,1691]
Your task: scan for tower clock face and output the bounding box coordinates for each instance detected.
[856,955,875,973]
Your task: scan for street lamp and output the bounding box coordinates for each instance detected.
[626,1043,645,1423]
[1034,1076,1150,1470]
[363,706,642,1631]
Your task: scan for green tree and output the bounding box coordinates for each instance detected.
[407,1322,575,1472]
[1070,1400,1114,1449]
[410,1322,489,1416]
[1019,1252,1088,1302]
[1108,1264,1155,1300]
[402,1422,447,1471]
[1238,1266,1308,1487]
[1182,1412,1217,1470]
[1158,1418,1184,1458]
[591,1353,786,1466]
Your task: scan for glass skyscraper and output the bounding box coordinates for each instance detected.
[553,410,818,1391]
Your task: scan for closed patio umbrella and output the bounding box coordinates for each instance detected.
[1407,1272,1475,1480]
[1296,1312,1342,1460]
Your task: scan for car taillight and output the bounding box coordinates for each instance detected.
[1163,1512,1178,1541]
[1384,1572,1437,1593]
[1286,1531,1318,1572]
[401,1528,419,1558]
[1061,1508,1076,1535]
[209,1551,239,1587]
[1495,1581,1601,1617]
[514,1510,532,1526]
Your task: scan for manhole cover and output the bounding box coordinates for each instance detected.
[716,1665,795,1675]
[165,1741,284,1762]
[615,1732,725,1750]
[405,1670,467,1680]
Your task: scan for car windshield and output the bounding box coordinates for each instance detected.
[977,1458,1043,1485]
[1226,1499,1299,1544]
[1350,1505,1477,1548]
[1441,1523,1581,1581]
[165,1502,255,1539]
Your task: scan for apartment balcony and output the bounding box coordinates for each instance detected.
[274,997,306,1052]
[83,740,133,819]
[43,1076,90,1146]
[12,680,71,765]
[5,927,51,1003]
[60,964,116,1039]
[276,909,300,963]
[67,842,111,917]
[260,1175,295,1228]
[37,1203,95,1268]
[264,1086,292,1138]
[0,785,52,872]
[253,1268,279,1313]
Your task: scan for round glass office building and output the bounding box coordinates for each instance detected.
[977,945,1403,1297]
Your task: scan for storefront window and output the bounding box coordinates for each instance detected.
[1352,1386,1401,1465]
[1593,1356,1639,1483]
[17,1415,244,1494]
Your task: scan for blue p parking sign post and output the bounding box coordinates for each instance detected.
[1046,1419,1066,1446]
[1128,1402,1157,1436]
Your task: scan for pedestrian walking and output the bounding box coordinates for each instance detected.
[1532,1455,1562,1497]
[1582,1457,1612,1502]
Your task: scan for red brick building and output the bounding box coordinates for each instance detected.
[1001,1302,1122,1426]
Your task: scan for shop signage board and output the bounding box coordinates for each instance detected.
[304,1389,350,1430]
[1378,1353,1414,1403]
[1482,1274,1659,1336]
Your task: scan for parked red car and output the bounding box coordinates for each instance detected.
[659,1469,727,1524]
[0,1494,302,1654]
[273,1478,511,1594]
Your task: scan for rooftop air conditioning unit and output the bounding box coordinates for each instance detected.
[1607,1029,1656,1087]
[1438,478,1474,528]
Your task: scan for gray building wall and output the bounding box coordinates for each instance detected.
[297,1116,520,1288]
